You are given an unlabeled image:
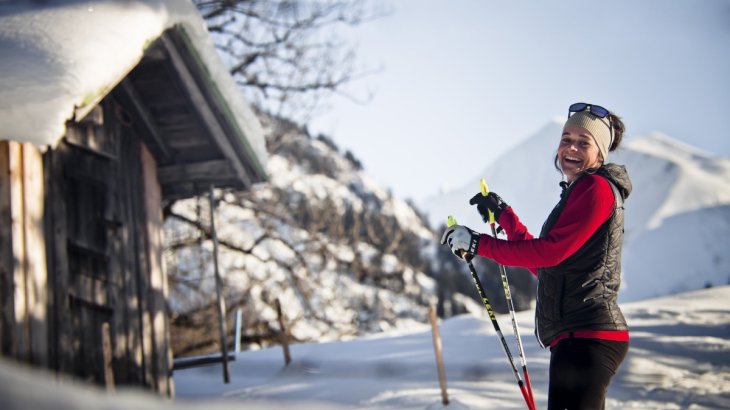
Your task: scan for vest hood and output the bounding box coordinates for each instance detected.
[597,163,632,201]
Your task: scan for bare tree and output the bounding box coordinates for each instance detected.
[194,0,387,122]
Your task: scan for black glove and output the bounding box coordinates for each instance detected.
[469,191,510,223]
[440,225,480,260]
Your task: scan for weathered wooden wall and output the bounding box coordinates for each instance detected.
[1,97,172,395]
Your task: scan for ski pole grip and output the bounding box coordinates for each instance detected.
[480,179,496,225]
[446,215,469,259]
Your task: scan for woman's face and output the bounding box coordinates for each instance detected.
[558,124,603,182]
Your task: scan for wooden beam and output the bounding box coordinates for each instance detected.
[160,34,253,190]
[140,145,173,396]
[21,143,48,367]
[209,186,230,384]
[157,159,237,185]
[113,79,173,163]
[7,142,28,361]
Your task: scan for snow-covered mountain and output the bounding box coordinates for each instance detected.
[421,120,730,301]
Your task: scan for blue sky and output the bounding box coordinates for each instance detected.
[309,0,730,202]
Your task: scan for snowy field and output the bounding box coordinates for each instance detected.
[1,286,728,410]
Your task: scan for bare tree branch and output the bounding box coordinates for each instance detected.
[193,0,389,121]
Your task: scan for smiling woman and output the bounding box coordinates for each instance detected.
[441,102,632,409]
[555,103,626,182]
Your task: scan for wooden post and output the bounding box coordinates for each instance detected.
[102,322,115,392]
[275,299,291,366]
[234,309,242,354]
[429,304,449,406]
[209,186,230,384]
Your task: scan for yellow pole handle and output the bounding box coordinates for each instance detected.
[446,215,469,258]
[480,178,496,225]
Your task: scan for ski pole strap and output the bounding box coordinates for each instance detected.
[549,329,630,348]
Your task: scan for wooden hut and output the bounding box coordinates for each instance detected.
[0,1,267,396]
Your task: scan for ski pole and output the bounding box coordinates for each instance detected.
[447,216,536,410]
[479,179,535,407]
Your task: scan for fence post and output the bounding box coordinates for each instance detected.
[275,299,291,366]
[429,304,449,405]
[209,186,230,384]
[234,308,243,354]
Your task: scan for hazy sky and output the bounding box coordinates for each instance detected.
[309,0,730,203]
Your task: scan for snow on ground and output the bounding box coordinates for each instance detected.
[1,286,728,409]
[172,285,730,409]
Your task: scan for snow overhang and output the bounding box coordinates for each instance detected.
[0,0,268,198]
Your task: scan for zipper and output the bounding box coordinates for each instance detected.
[535,273,546,349]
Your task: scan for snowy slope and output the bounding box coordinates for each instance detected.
[421,122,730,302]
[3,285,727,409]
[168,285,730,409]
[163,114,471,355]
[611,134,730,300]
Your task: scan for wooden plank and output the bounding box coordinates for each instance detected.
[157,159,237,185]
[63,107,117,160]
[8,141,29,361]
[112,79,173,163]
[140,143,172,395]
[129,137,155,389]
[102,106,129,386]
[21,143,48,366]
[160,35,253,190]
[210,186,230,384]
[0,141,15,356]
[118,129,145,385]
[102,321,115,392]
[69,275,108,308]
[48,144,77,376]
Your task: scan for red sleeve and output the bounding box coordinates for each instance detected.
[498,207,534,241]
[477,176,615,272]
[495,207,538,276]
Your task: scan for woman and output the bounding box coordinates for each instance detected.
[441,102,631,409]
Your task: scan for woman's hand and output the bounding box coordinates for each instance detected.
[469,191,510,223]
[440,225,480,260]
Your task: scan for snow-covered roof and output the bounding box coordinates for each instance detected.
[0,0,267,173]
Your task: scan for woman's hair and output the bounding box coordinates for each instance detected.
[553,111,626,174]
[607,113,625,151]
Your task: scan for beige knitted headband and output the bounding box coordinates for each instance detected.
[564,111,613,160]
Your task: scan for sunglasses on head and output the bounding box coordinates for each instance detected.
[567,102,614,150]
[568,102,610,118]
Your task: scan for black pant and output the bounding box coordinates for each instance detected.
[548,338,629,410]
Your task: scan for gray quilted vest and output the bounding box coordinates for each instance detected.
[535,164,631,347]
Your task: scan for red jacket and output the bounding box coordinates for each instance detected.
[477,175,614,276]
[476,174,629,347]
